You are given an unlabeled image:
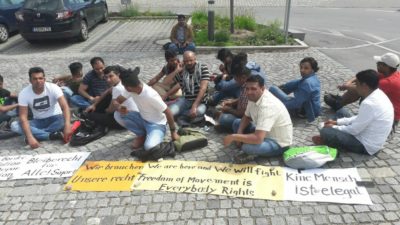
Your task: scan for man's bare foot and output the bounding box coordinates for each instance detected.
[132,136,145,149]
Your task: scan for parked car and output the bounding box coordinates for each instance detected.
[15,0,108,44]
[0,0,24,43]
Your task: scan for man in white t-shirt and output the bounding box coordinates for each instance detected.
[116,67,179,151]
[223,75,293,163]
[85,65,138,129]
[11,67,71,149]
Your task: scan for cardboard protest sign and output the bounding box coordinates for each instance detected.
[66,160,372,204]
[12,152,90,180]
[131,160,284,200]
[65,161,144,191]
[0,155,30,180]
[284,167,372,205]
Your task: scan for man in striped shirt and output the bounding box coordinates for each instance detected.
[167,51,210,120]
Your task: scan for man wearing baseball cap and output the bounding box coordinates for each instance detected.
[374,53,400,132]
[324,52,400,133]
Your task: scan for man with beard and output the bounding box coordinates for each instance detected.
[223,75,293,164]
[167,51,210,121]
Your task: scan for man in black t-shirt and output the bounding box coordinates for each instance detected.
[0,74,18,124]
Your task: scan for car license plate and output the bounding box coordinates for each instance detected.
[33,27,51,32]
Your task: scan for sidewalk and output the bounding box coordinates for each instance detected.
[0,44,399,224]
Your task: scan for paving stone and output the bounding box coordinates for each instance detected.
[270,216,285,225]
[384,212,399,221]
[117,216,129,224]
[328,215,343,224]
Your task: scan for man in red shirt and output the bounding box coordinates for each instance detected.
[375,53,400,124]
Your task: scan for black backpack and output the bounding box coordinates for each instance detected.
[131,141,176,161]
[69,119,108,146]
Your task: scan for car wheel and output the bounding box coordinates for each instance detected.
[101,8,108,23]
[0,24,9,43]
[77,20,89,42]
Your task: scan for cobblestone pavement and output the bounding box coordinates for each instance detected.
[1,19,400,225]
[0,20,175,55]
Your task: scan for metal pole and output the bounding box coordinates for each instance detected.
[208,1,215,41]
[284,0,292,43]
[230,0,234,33]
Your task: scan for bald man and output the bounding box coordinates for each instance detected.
[167,51,210,120]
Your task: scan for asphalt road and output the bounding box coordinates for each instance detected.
[253,7,400,73]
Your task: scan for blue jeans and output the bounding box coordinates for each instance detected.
[335,108,352,119]
[10,114,64,141]
[232,118,285,157]
[219,113,238,130]
[320,127,367,154]
[213,79,240,104]
[70,95,91,110]
[169,97,206,118]
[61,86,74,103]
[269,85,292,102]
[168,42,196,54]
[121,111,166,150]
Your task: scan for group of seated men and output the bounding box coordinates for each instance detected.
[0,49,399,163]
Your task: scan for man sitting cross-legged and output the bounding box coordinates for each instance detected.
[167,51,210,122]
[147,50,182,101]
[269,57,321,122]
[84,65,138,129]
[0,74,18,125]
[115,67,179,151]
[223,75,293,164]
[214,66,251,132]
[11,67,71,149]
[313,69,394,155]
[70,57,110,110]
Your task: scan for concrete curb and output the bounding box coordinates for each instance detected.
[196,39,309,53]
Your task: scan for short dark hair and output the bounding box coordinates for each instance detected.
[356,69,379,90]
[177,14,185,20]
[246,75,264,87]
[216,48,233,61]
[104,65,127,75]
[300,57,319,72]
[90,57,105,66]
[165,49,177,61]
[0,74,3,83]
[120,67,141,88]
[230,52,248,75]
[232,65,251,78]
[69,62,83,76]
[28,67,45,79]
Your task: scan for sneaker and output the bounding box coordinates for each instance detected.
[324,93,343,111]
[233,152,255,164]
[312,135,324,145]
[49,131,64,141]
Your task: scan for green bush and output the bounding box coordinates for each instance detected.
[194,29,208,45]
[192,11,208,29]
[191,10,294,46]
[120,5,140,17]
[235,15,256,31]
[214,30,230,43]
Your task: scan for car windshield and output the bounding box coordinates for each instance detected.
[0,0,23,7]
[24,0,64,11]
